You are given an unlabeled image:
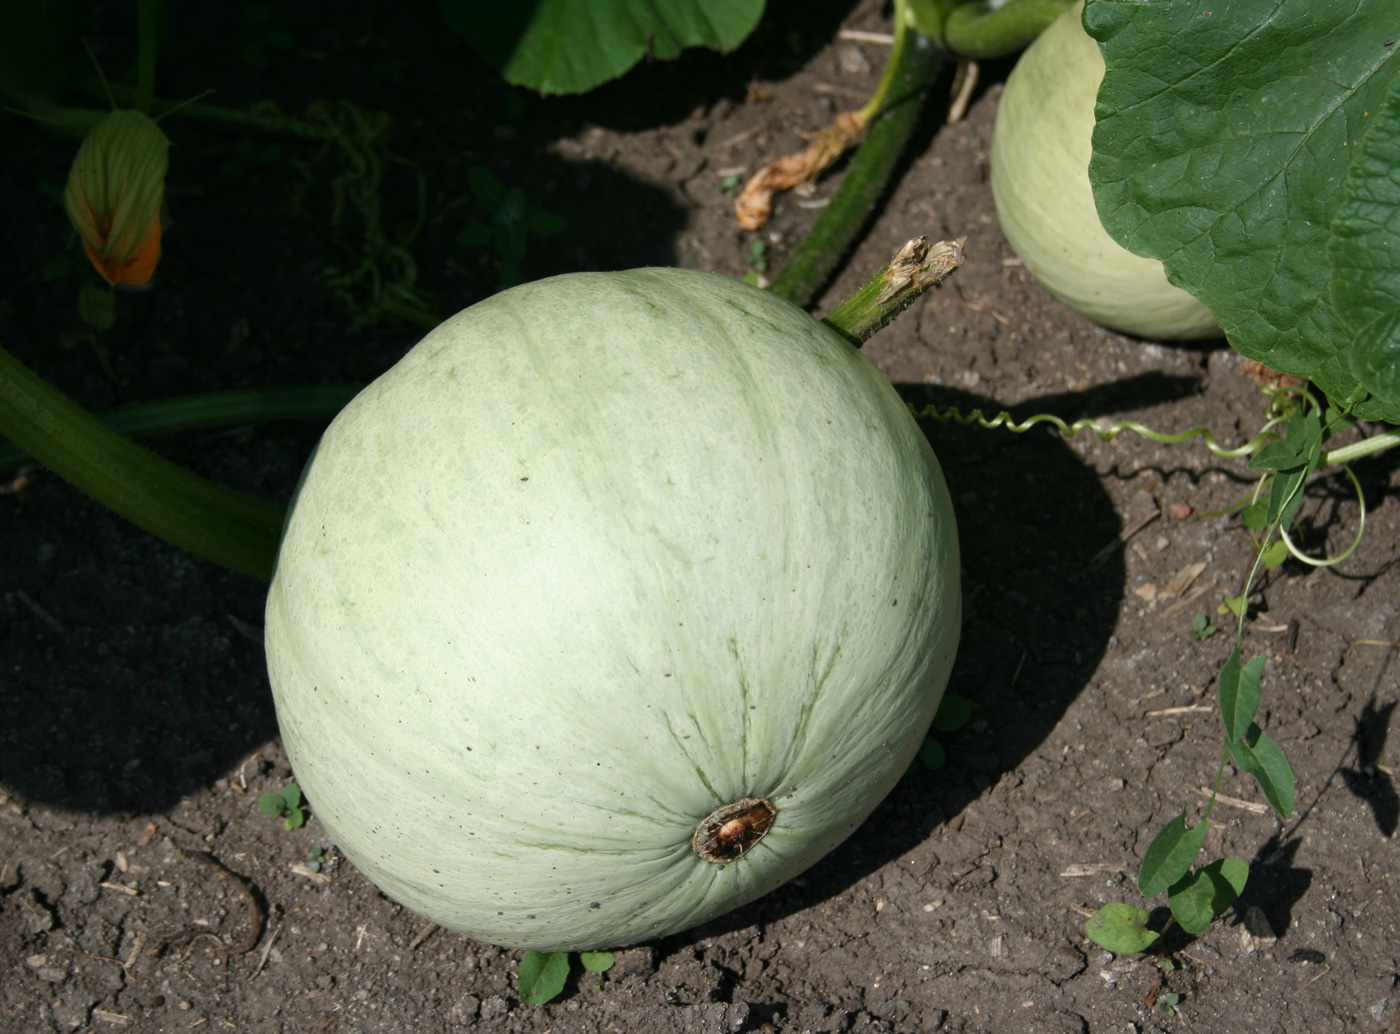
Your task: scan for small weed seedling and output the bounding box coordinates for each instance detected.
[306,845,327,873]
[456,166,567,288]
[745,237,769,273]
[1186,613,1218,641]
[913,692,973,774]
[517,949,616,1005]
[259,783,307,830]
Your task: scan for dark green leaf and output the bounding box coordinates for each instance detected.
[1204,857,1249,908]
[1266,467,1307,530]
[1217,647,1264,745]
[258,793,285,818]
[918,737,947,772]
[1166,869,1216,935]
[1138,810,1207,898]
[283,807,305,830]
[517,950,571,1005]
[1330,69,1400,410]
[1167,858,1246,935]
[1249,439,1308,474]
[468,167,506,209]
[1087,0,1400,423]
[443,0,765,96]
[526,208,569,238]
[1227,725,1296,820]
[282,784,301,809]
[1239,500,1269,531]
[1085,902,1159,953]
[579,951,615,973]
[498,188,528,226]
[932,693,972,732]
[1349,311,1400,408]
[456,222,493,250]
[1253,407,1323,529]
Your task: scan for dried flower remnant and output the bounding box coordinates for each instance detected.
[692,798,777,862]
[734,111,868,231]
[64,110,169,286]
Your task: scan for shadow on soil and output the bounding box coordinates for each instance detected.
[0,149,691,816]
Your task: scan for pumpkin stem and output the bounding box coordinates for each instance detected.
[821,236,966,347]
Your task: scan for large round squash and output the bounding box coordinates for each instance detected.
[991,2,1219,340]
[264,268,960,951]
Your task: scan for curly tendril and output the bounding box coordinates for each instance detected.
[908,402,1288,460]
[1277,462,1368,568]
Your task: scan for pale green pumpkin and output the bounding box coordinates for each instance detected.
[264,268,960,951]
[991,2,1220,341]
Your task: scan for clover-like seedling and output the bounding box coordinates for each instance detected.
[306,845,326,873]
[258,782,306,830]
[1187,613,1218,641]
[517,950,616,1005]
[911,693,973,775]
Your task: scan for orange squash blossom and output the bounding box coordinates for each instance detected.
[64,110,170,286]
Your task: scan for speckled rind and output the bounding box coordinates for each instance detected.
[264,268,960,951]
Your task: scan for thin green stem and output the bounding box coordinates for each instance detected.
[96,82,340,141]
[135,0,161,113]
[0,343,286,580]
[1279,462,1368,568]
[854,12,913,124]
[768,18,946,308]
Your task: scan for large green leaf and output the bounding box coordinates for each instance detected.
[1086,0,1400,424]
[443,0,765,95]
[1331,68,1400,409]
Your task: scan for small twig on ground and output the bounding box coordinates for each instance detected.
[1190,786,1269,815]
[408,921,439,951]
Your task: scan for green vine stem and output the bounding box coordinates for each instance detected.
[940,0,1075,59]
[767,9,945,307]
[0,343,286,580]
[1321,427,1400,466]
[0,384,361,474]
[134,0,159,113]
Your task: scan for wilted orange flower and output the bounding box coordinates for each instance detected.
[63,110,170,286]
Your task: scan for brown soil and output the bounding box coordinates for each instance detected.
[2,2,1398,1032]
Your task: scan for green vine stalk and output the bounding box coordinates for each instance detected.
[767,7,945,307]
[0,345,285,579]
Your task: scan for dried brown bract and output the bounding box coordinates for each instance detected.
[734,111,868,231]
